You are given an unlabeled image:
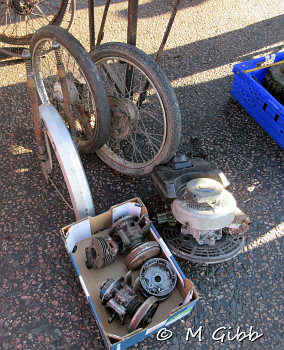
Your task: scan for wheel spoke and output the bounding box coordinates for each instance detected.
[0,0,68,43]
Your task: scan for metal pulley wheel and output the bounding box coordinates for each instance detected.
[124,241,161,270]
[128,296,159,333]
[140,258,177,301]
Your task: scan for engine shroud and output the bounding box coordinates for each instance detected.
[172,178,237,231]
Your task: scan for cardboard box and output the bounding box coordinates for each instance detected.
[61,198,199,349]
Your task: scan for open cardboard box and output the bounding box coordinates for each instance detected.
[61,198,199,349]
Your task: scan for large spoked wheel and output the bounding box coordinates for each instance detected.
[30,26,111,153]
[0,0,73,46]
[90,42,182,176]
[39,104,95,220]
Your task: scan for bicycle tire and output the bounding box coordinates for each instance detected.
[39,103,95,220]
[30,25,110,153]
[0,0,69,45]
[90,42,182,175]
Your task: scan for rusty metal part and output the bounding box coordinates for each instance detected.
[109,214,152,255]
[100,276,141,325]
[155,0,181,63]
[96,0,111,46]
[227,208,251,235]
[52,40,76,132]
[0,47,24,58]
[88,0,95,50]
[85,237,118,269]
[128,296,159,333]
[127,0,138,47]
[108,96,133,140]
[22,49,49,178]
[140,258,177,301]
[11,0,36,15]
[138,0,182,106]
[124,241,161,270]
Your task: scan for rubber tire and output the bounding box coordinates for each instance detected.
[30,25,111,153]
[90,42,182,175]
[0,0,69,45]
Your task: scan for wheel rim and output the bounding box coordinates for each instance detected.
[95,55,168,171]
[32,37,98,148]
[0,1,70,44]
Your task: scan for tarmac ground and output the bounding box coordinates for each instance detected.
[1,1,283,349]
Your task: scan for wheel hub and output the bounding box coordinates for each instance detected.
[11,0,36,15]
[108,96,139,140]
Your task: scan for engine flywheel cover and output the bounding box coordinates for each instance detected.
[171,180,237,231]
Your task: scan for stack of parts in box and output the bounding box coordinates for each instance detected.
[61,198,198,350]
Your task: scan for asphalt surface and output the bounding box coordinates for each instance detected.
[1,0,284,349]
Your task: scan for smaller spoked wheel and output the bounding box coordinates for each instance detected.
[30,25,110,153]
[0,0,74,46]
[90,42,182,175]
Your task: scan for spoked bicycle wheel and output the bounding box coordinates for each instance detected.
[0,0,74,46]
[30,25,110,153]
[90,42,182,176]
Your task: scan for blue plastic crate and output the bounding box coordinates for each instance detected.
[231,52,284,149]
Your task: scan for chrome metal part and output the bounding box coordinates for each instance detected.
[85,237,118,270]
[128,296,159,333]
[100,276,141,326]
[161,225,245,264]
[109,214,152,255]
[124,241,161,270]
[140,258,177,301]
[39,104,95,220]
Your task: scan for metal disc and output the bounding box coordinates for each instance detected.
[124,241,161,270]
[140,258,177,300]
[161,225,245,264]
[128,296,159,333]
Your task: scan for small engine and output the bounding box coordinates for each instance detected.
[151,155,250,263]
[172,177,249,246]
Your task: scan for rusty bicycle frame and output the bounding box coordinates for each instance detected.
[0,0,181,61]
[88,0,181,63]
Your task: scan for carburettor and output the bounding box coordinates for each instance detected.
[109,214,152,255]
[108,214,161,270]
[100,273,159,332]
